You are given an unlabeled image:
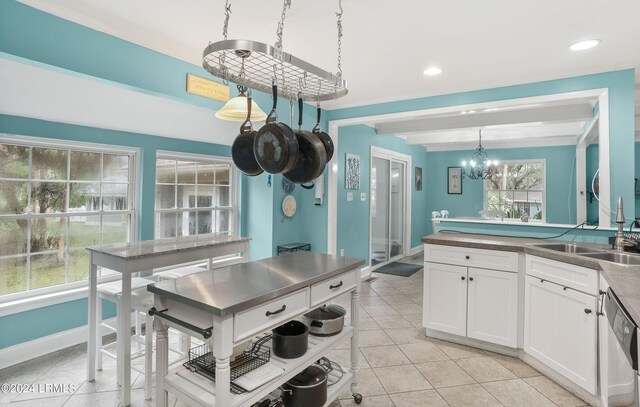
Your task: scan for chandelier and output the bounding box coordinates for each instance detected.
[461,129,499,180]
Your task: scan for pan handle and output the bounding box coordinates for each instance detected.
[312,105,322,133]
[240,95,253,133]
[297,95,304,129]
[266,83,278,124]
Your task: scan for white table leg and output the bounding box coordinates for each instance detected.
[87,254,97,381]
[119,273,132,406]
[350,281,361,396]
[213,315,233,407]
[242,242,250,263]
[156,319,169,407]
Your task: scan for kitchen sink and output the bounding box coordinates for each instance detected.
[532,243,604,254]
[579,252,640,266]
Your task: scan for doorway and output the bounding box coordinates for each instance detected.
[369,147,411,269]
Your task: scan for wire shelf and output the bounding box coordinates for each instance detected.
[203,39,348,102]
[184,335,271,395]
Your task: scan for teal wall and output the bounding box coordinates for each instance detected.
[328,70,636,223]
[425,145,578,233]
[336,125,429,264]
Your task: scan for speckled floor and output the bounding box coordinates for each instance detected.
[0,252,589,406]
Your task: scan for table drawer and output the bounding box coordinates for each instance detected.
[526,255,598,295]
[234,288,310,342]
[310,270,358,306]
[424,244,519,272]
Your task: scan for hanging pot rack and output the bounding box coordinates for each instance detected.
[202,0,347,102]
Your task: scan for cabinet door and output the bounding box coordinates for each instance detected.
[467,268,518,348]
[524,275,598,394]
[423,262,467,336]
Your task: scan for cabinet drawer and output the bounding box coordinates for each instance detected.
[310,270,358,307]
[526,255,598,295]
[424,244,518,272]
[234,288,310,342]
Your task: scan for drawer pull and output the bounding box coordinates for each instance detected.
[461,276,466,281]
[265,305,287,317]
[469,277,474,282]
[329,281,344,290]
[465,255,470,260]
[584,308,592,315]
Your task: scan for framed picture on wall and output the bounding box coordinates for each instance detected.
[447,167,462,194]
[415,167,423,191]
[345,153,360,190]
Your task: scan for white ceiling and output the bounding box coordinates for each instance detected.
[17,0,640,111]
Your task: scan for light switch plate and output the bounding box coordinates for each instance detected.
[360,192,366,201]
[346,192,353,201]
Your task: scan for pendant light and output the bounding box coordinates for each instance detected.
[461,129,499,180]
[215,84,267,122]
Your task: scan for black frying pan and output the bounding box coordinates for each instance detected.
[284,97,327,184]
[312,106,334,162]
[231,95,263,176]
[254,84,299,174]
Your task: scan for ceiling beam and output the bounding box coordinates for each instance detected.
[375,103,595,135]
[404,121,584,145]
[425,136,578,152]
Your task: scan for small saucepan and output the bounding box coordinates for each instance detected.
[280,357,333,407]
[272,320,308,359]
[302,304,346,336]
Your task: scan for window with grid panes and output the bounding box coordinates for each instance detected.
[484,160,545,221]
[154,153,235,239]
[0,137,136,297]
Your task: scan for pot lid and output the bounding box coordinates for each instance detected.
[286,365,327,387]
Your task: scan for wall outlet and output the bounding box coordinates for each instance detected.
[346,192,353,201]
[340,249,345,256]
[360,192,366,201]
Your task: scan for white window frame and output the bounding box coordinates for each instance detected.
[0,134,139,304]
[154,151,237,239]
[483,159,547,223]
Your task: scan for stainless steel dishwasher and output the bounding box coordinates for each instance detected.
[605,288,639,407]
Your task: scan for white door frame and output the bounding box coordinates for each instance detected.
[327,88,611,254]
[369,146,412,270]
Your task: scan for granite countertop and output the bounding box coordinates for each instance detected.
[147,252,365,316]
[423,231,640,325]
[86,234,250,259]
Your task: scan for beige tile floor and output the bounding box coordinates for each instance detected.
[0,252,590,407]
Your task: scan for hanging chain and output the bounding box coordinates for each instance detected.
[275,0,292,56]
[336,0,344,78]
[222,0,231,40]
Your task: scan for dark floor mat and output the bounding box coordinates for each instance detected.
[374,261,422,277]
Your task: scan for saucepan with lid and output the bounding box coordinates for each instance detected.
[302,304,346,336]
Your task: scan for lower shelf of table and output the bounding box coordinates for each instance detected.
[163,325,356,407]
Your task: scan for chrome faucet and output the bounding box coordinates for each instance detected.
[614,197,632,251]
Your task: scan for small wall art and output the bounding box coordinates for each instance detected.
[345,153,360,190]
[415,167,423,191]
[448,166,463,194]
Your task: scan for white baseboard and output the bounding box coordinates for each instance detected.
[360,266,372,281]
[410,245,423,255]
[0,317,118,370]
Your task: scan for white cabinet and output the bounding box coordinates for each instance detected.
[423,262,467,336]
[423,257,518,348]
[524,275,598,394]
[467,267,518,348]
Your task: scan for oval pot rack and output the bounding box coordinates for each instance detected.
[204,0,347,102]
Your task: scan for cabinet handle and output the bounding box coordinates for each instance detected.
[461,276,466,281]
[540,279,545,283]
[330,281,344,290]
[265,305,287,317]
[584,308,592,315]
[597,290,606,316]
[469,277,474,281]
[465,255,470,260]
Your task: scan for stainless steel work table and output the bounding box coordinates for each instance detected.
[85,235,250,407]
[148,252,365,407]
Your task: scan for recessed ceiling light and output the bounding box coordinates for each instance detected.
[569,39,600,51]
[423,67,443,76]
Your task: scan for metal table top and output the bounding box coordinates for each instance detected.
[86,234,250,260]
[147,252,364,316]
